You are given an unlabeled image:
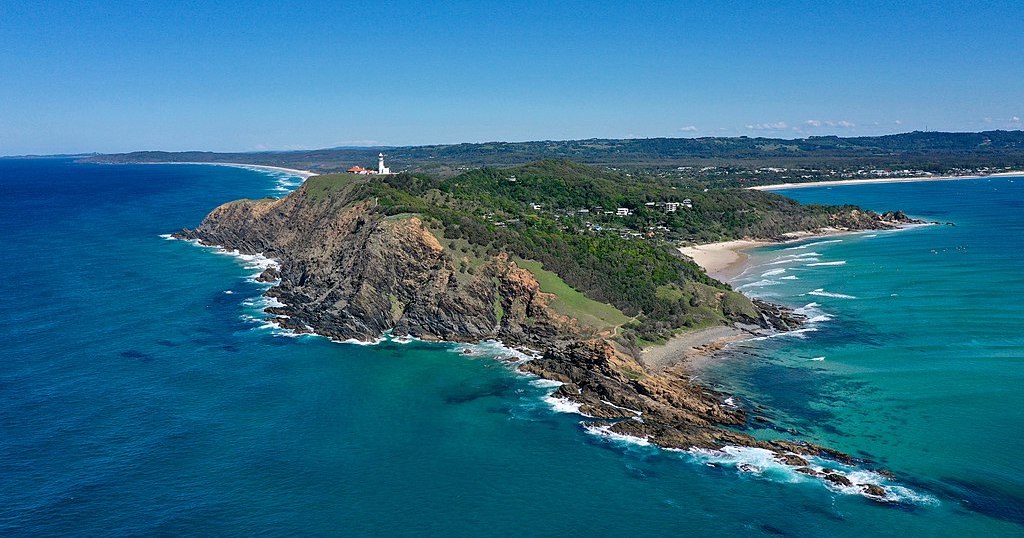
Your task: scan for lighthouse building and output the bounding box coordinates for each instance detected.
[346,153,393,175]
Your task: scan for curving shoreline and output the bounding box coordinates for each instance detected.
[171,168,927,504]
[750,170,1024,191]
[172,162,318,179]
[678,240,770,281]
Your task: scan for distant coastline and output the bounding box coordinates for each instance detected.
[750,170,1024,191]
[107,160,319,179]
[171,162,318,179]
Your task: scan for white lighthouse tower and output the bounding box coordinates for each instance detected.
[377,153,391,175]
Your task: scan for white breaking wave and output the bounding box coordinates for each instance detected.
[779,275,799,280]
[222,164,308,195]
[761,268,787,277]
[807,288,857,299]
[335,336,387,346]
[780,327,818,338]
[749,327,818,341]
[737,279,782,290]
[805,260,847,267]
[765,256,820,266]
[169,236,298,336]
[582,423,651,447]
[689,446,803,482]
[809,356,826,361]
[686,445,937,505]
[530,378,563,389]
[782,239,843,251]
[452,339,537,362]
[792,302,832,324]
[544,395,585,415]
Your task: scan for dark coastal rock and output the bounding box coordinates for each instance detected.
[748,298,805,332]
[824,473,854,487]
[178,176,892,482]
[777,453,809,467]
[879,210,925,224]
[256,267,280,282]
[828,208,925,230]
[271,317,312,334]
[875,469,897,479]
[862,484,887,497]
[176,193,579,346]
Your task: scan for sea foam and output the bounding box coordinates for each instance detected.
[782,239,843,251]
[737,279,781,290]
[582,423,651,447]
[685,445,937,505]
[792,302,832,324]
[807,288,857,299]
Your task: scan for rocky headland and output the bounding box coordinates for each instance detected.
[175,170,921,501]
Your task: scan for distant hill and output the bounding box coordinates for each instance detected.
[83,131,1024,179]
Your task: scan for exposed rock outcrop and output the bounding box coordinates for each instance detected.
[176,180,900,501]
[177,187,576,345]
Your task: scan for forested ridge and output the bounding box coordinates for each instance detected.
[85,130,1024,185]
[300,160,906,341]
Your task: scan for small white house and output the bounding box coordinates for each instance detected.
[616,207,631,216]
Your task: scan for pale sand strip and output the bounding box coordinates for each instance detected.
[180,162,318,178]
[679,239,770,281]
[132,161,319,179]
[750,170,1024,191]
[640,325,755,372]
[649,239,772,372]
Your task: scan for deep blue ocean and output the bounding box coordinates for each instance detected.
[1,159,1022,536]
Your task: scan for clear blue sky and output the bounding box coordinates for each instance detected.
[1,0,1022,155]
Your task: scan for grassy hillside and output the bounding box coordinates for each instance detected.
[515,259,632,332]
[297,160,894,342]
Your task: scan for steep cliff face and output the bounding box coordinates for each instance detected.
[177,184,575,345]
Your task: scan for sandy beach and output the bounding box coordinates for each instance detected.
[640,325,755,372]
[679,239,769,281]
[131,161,319,179]
[183,162,318,179]
[750,170,1024,191]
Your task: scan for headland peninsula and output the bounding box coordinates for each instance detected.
[167,158,922,501]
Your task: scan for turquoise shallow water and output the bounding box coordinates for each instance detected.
[1,160,1022,536]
